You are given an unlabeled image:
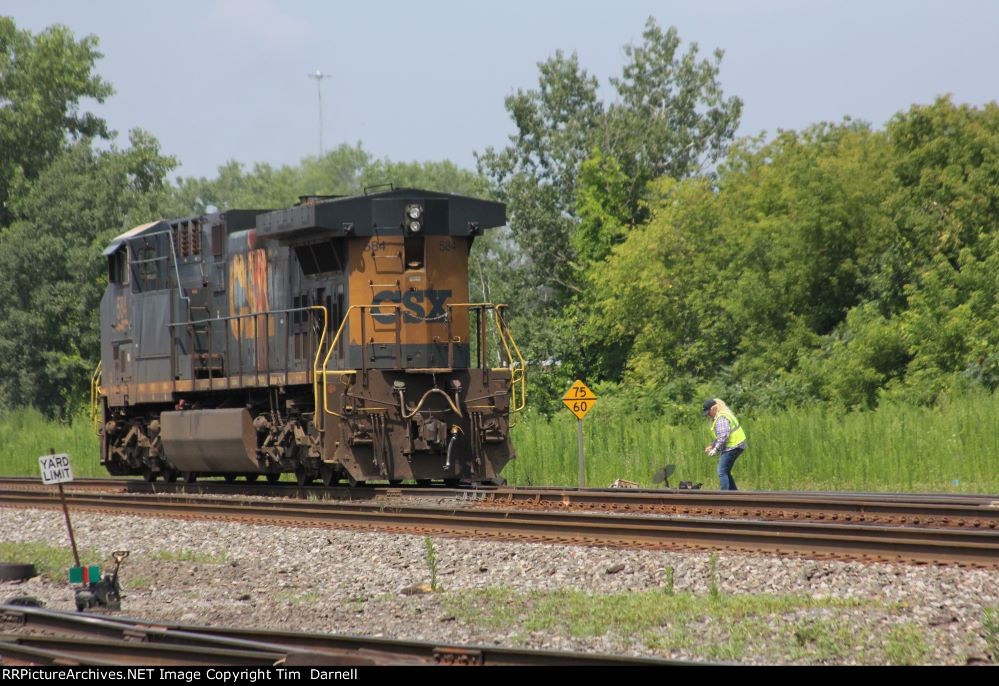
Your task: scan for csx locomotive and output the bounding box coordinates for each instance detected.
[94,189,524,486]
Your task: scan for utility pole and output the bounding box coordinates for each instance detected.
[307,69,332,158]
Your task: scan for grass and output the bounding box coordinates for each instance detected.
[124,576,153,590]
[882,623,931,665]
[790,618,857,661]
[442,587,931,664]
[708,553,719,599]
[985,606,999,663]
[662,565,674,596]
[2,390,998,493]
[423,537,442,592]
[444,587,867,636]
[0,541,104,581]
[507,391,999,493]
[0,408,102,478]
[275,590,321,605]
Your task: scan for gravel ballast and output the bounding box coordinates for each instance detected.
[0,507,996,665]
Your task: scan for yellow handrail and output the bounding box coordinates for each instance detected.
[307,305,329,431]
[316,302,526,419]
[454,302,527,412]
[90,360,103,433]
[318,304,398,418]
[494,306,527,413]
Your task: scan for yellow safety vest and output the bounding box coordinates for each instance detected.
[711,409,746,449]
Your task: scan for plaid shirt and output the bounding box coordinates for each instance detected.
[711,415,732,452]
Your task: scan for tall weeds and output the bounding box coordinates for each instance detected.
[506,392,999,493]
[2,393,997,493]
[0,408,101,477]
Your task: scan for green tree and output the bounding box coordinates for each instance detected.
[586,121,899,411]
[166,143,489,217]
[0,17,112,226]
[478,49,602,304]
[0,131,176,415]
[880,98,999,404]
[165,144,370,215]
[477,19,742,402]
[585,97,999,415]
[603,21,741,227]
[573,149,635,268]
[479,18,741,281]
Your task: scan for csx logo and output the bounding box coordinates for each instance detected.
[372,289,452,323]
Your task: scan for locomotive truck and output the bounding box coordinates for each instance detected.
[94,188,524,486]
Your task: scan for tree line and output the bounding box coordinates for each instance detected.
[1,16,997,423]
[476,18,999,420]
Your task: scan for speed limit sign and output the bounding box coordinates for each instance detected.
[563,380,598,488]
[562,380,597,419]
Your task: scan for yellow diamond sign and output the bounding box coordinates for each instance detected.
[562,380,597,420]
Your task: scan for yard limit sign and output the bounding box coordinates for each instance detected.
[38,451,81,569]
[563,380,597,488]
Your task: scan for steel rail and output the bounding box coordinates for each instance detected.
[2,489,998,568]
[0,605,695,666]
[0,634,285,666]
[2,477,997,529]
[4,476,997,507]
[3,477,997,504]
[461,488,999,529]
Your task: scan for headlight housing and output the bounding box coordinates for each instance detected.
[404,204,423,233]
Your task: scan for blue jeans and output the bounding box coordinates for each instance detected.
[717,445,745,490]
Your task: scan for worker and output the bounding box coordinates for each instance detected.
[701,398,747,490]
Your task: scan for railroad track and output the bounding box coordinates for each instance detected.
[0,604,690,666]
[2,477,997,530]
[2,487,998,568]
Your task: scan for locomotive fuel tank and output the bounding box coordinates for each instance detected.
[159,409,258,474]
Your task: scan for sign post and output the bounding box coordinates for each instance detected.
[39,451,80,568]
[562,380,598,488]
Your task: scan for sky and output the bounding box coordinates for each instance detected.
[6,1,999,181]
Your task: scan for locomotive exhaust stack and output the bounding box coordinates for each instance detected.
[94,189,525,486]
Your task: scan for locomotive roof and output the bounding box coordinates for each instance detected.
[255,187,505,240]
[102,210,268,256]
[102,189,504,255]
[101,220,168,256]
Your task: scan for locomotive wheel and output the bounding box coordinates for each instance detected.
[163,468,178,483]
[319,464,338,487]
[266,472,281,483]
[443,478,460,488]
[347,475,365,488]
[388,479,403,486]
[245,474,259,483]
[415,479,431,487]
[142,466,157,483]
[295,466,313,487]
[224,474,237,483]
[182,471,198,483]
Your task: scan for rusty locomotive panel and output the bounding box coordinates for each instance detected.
[96,189,525,485]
